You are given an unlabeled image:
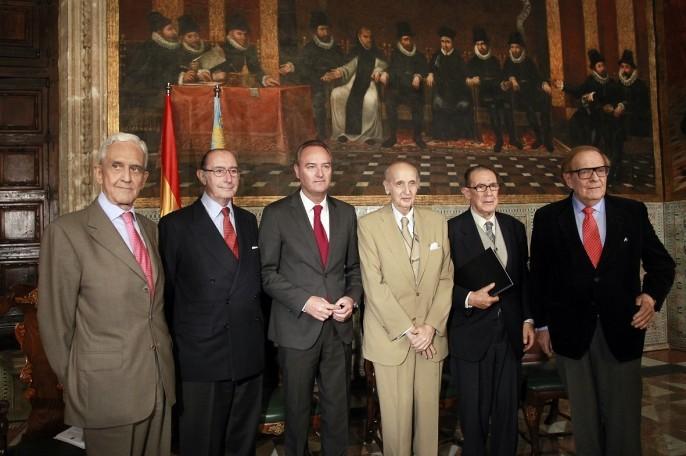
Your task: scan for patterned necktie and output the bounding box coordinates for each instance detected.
[582,207,602,268]
[313,204,329,267]
[401,217,419,280]
[221,207,239,259]
[122,211,155,297]
[484,221,496,244]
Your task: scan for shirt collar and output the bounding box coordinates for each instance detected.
[299,190,328,212]
[469,207,496,230]
[572,194,605,215]
[391,204,414,227]
[98,192,136,222]
[201,192,233,218]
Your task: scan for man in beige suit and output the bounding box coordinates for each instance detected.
[37,133,175,456]
[358,160,453,455]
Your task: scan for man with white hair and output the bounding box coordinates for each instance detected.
[38,132,175,456]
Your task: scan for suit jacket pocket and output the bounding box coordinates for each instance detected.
[77,352,122,371]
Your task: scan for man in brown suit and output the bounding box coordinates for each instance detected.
[37,132,175,456]
[358,160,454,455]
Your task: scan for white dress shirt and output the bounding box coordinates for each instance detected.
[200,192,237,237]
[300,191,330,238]
[572,195,606,245]
[391,204,415,233]
[97,192,146,253]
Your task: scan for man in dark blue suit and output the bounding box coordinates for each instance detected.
[159,148,264,456]
[448,164,534,456]
[531,146,675,456]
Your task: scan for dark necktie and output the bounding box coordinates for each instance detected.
[582,207,602,268]
[313,204,329,267]
[221,207,239,259]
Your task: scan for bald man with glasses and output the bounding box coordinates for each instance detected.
[530,146,675,456]
[159,148,265,456]
[447,164,534,456]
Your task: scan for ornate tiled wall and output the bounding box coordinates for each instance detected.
[140,201,673,349]
[664,201,686,350]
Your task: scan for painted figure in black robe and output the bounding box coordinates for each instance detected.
[382,22,429,149]
[502,31,554,152]
[426,27,471,140]
[466,27,520,152]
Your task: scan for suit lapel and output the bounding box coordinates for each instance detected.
[597,197,623,271]
[381,206,416,286]
[557,196,595,270]
[189,199,236,268]
[414,208,429,285]
[86,201,147,285]
[137,217,160,288]
[459,212,486,264]
[325,197,340,273]
[289,191,325,271]
[496,213,515,272]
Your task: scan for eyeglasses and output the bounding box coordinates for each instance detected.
[466,183,500,192]
[566,166,610,179]
[202,167,240,177]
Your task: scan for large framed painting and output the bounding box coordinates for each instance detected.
[107,0,663,207]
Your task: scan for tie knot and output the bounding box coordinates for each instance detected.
[222,207,230,217]
[122,211,134,225]
[401,216,409,229]
[583,207,594,216]
[484,221,493,232]
[313,204,323,216]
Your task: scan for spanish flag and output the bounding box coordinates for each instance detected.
[159,87,181,216]
[211,86,225,149]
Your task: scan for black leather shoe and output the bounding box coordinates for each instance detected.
[382,137,397,148]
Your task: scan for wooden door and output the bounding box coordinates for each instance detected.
[0,0,58,335]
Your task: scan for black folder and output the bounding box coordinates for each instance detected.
[455,247,513,296]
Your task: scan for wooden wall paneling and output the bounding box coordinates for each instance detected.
[0,0,57,300]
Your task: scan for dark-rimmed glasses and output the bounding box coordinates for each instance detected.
[466,183,500,192]
[566,166,610,179]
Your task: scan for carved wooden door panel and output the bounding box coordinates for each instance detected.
[0,0,58,334]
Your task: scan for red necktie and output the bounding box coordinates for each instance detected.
[582,207,602,268]
[122,211,155,297]
[313,204,329,267]
[222,207,239,259]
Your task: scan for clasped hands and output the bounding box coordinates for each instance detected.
[406,324,436,360]
[304,295,354,322]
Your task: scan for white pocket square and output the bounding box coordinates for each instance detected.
[429,242,440,251]
[251,245,259,250]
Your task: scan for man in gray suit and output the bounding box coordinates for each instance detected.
[37,133,175,456]
[259,139,362,456]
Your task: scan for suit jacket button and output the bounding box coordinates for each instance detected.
[210,279,216,285]
[143,286,149,293]
[416,292,419,296]
[593,276,600,283]
[224,323,230,329]
[150,344,155,350]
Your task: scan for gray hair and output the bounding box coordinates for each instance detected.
[98,132,149,168]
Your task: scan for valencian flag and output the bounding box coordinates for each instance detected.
[159,84,181,216]
[211,85,225,149]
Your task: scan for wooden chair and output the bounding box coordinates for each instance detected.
[520,348,570,455]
